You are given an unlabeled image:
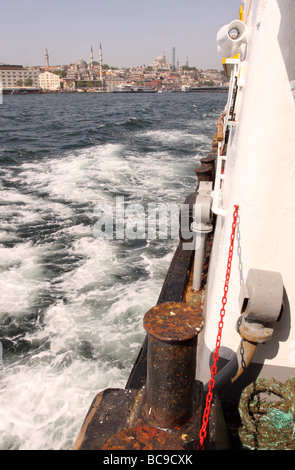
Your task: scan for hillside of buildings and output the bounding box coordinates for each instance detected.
[0,52,228,94]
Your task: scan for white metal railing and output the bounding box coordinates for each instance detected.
[211,60,240,218]
[212,142,227,217]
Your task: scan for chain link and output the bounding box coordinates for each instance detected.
[198,205,239,450]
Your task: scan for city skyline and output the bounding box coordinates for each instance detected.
[1,0,241,70]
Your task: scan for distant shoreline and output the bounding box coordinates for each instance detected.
[3,86,229,96]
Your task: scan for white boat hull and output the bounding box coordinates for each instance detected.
[197,0,295,386]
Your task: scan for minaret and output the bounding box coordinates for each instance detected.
[99,43,103,82]
[90,46,94,70]
[172,47,175,70]
[45,49,49,70]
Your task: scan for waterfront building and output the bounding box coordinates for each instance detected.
[39,71,61,91]
[105,74,127,91]
[0,64,40,89]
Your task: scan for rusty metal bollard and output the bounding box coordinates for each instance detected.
[143,301,204,429]
[194,163,214,182]
[101,425,185,450]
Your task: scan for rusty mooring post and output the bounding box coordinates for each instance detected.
[194,163,214,182]
[143,301,204,429]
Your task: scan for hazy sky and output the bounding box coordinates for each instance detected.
[1,0,241,70]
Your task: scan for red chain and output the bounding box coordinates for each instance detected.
[198,205,239,450]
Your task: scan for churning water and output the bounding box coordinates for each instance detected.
[0,91,226,449]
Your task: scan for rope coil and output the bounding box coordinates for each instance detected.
[238,377,295,450]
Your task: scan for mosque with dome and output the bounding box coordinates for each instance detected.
[150,52,171,71]
[64,45,103,90]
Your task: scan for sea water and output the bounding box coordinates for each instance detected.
[0,91,226,449]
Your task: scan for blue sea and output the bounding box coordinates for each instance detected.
[0,91,226,449]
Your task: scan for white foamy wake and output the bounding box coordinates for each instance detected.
[0,242,49,316]
[0,239,170,449]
